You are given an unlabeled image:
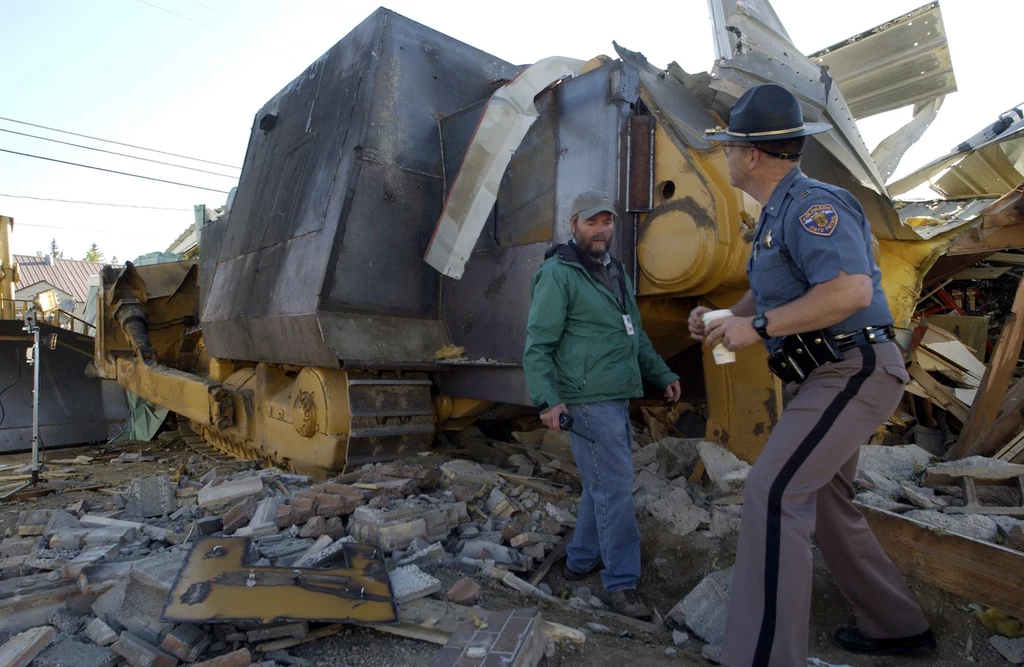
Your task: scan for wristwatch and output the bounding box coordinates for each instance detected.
[752,313,771,340]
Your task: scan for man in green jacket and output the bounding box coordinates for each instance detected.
[523,189,681,620]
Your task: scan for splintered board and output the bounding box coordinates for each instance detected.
[163,537,398,625]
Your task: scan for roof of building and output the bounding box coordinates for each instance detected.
[13,254,105,303]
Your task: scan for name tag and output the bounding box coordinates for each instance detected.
[623,314,635,335]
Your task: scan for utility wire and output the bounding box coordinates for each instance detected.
[0,148,230,194]
[133,0,262,47]
[182,0,240,20]
[0,116,241,169]
[14,221,173,237]
[0,128,238,178]
[0,193,192,211]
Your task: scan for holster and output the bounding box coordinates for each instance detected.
[766,329,843,384]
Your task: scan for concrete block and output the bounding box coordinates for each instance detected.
[161,624,211,662]
[46,608,85,635]
[15,510,52,536]
[257,539,314,561]
[990,635,1024,664]
[289,498,316,524]
[1,536,43,558]
[633,469,669,499]
[544,503,576,527]
[192,648,251,667]
[521,543,548,560]
[647,499,710,537]
[111,632,178,667]
[510,533,561,548]
[83,526,135,548]
[79,515,168,543]
[348,500,466,550]
[696,442,751,494]
[370,478,419,502]
[0,626,55,667]
[48,529,93,551]
[250,496,282,527]
[85,617,118,647]
[95,570,175,645]
[388,565,441,604]
[440,460,500,487]
[275,505,294,529]
[667,567,733,646]
[324,517,344,540]
[35,638,117,667]
[292,535,334,568]
[291,538,349,569]
[124,477,178,519]
[397,542,446,568]
[459,541,524,567]
[857,445,933,482]
[198,477,264,509]
[222,497,258,535]
[193,517,224,535]
[44,510,82,536]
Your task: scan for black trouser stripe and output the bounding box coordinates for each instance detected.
[751,345,877,667]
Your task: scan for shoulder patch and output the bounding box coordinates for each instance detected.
[799,203,839,236]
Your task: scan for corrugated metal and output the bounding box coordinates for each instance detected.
[13,254,104,302]
[808,2,956,119]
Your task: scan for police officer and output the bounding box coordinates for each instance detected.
[689,84,936,666]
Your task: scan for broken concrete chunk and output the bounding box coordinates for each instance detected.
[544,503,576,527]
[0,625,56,667]
[292,535,334,568]
[459,540,526,568]
[854,491,913,513]
[112,632,178,667]
[198,477,264,509]
[15,510,51,536]
[47,608,85,635]
[486,488,517,520]
[668,567,733,646]
[161,624,211,662]
[857,445,933,482]
[509,532,561,548]
[898,483,948,510]
[85,617,119,647]
[990,635,1024,664]
[299,516,327,539]
[124,476,177,519]
[697,442,751,494]
[388,565,441,604]
[222,496,258,535]
[446,577,481,605]
[49,529,93,551]
[324,517,345,540]
[441,460,501,487]
[903,510,998,542]
[708,509,742,539]
[854,469,903,500]
[1007,525,1024,552]
[44,510,82,535]
[2,536,44,558]
[396,542,446,568]
[35,638,117,667]
[633,469,669,499]
[647,499,710,538]
[348,499,466,550]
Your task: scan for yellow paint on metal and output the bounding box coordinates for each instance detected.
[636,123,756,297]
[877,226,964,327]
[163,537,398,625]
[433,396,491,426]
[0,216,18,321]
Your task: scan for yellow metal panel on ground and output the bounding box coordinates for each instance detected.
[163,537,398,625]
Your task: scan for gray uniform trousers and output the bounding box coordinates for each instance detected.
[721,342,930,667]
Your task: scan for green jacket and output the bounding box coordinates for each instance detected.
[523,243,679,410]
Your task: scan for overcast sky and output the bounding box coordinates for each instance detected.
[1,0,1020,263]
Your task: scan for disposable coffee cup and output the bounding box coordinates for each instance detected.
[701,309,736,365]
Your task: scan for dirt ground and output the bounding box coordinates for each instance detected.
[0,440,1014,666]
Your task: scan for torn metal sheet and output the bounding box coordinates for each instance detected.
[162,537,398,625]
[896,196,996,240]
[872,96,944,183]
[424,56,584,279]
[706,0,794,60]
[808,2,956,119]
[889,105,1024,197]
[709,4,889,198]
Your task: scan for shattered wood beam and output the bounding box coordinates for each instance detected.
[947,273,1024,459]
[947,183,1024,255]
[858,503,1024,618]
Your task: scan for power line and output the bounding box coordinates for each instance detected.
[181,0,240,20]
[133,0,261,47]
[0,116,241,169]
[0,128,238,178]
[14,221,173,237]
[0,148,230,194]
[0,193,192,211]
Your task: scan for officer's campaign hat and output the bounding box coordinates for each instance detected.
[704,83,832,142]
[571,190,617,221]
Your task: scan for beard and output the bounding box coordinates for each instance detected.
[574,232,609,259]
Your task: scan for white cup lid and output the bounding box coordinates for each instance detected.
[702,309,734,324]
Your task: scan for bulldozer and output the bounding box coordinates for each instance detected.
[91,3,1010,478]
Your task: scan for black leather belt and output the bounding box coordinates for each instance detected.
[833,325,896,352]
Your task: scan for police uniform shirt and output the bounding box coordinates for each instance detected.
[746,168,893,354]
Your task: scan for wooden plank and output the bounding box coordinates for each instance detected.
[948,274,1024,459]
[529,529,571,586]
[923,464,1024,487]
[948,266,1013,280]
[926,315,989,361]
[915,347,980,388]
[907,365,970,422]
[996,430,1024,461]
[920,324,986,380]
[988,252,1024,266]
[0,626,55,667]
[858,503,1024,618]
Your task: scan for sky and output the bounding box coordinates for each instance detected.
[1,0,1021,263]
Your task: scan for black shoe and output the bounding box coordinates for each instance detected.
[563,562,602,581]
[609,588,652,621]
[833,627,937,656]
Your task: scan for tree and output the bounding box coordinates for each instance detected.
[84,243,105,262]
[48,238,63,259]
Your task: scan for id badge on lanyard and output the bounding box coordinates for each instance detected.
[623,314,635,335]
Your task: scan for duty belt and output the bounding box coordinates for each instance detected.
[768,325,895,384]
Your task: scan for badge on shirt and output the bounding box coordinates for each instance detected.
[799,203,839,236]
[622,314,635,335]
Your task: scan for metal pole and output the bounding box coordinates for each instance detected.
[30,323,40,482]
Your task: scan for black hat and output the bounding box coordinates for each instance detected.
[704,83,832,142]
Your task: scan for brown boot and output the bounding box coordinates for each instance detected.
[608,588,651,621]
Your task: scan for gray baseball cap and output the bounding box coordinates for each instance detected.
[571,190,617,220]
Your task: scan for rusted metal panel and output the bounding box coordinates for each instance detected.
[163,537,398,625]
[626,115,655,213]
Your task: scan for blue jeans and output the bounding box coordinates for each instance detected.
[564,399,641,592]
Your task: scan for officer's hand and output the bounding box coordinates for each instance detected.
[705,316,760,351]
[540,403,568,431]
[688,306,711,341]
[664,380,681,404]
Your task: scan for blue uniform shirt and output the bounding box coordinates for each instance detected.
[747,168,894,354]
